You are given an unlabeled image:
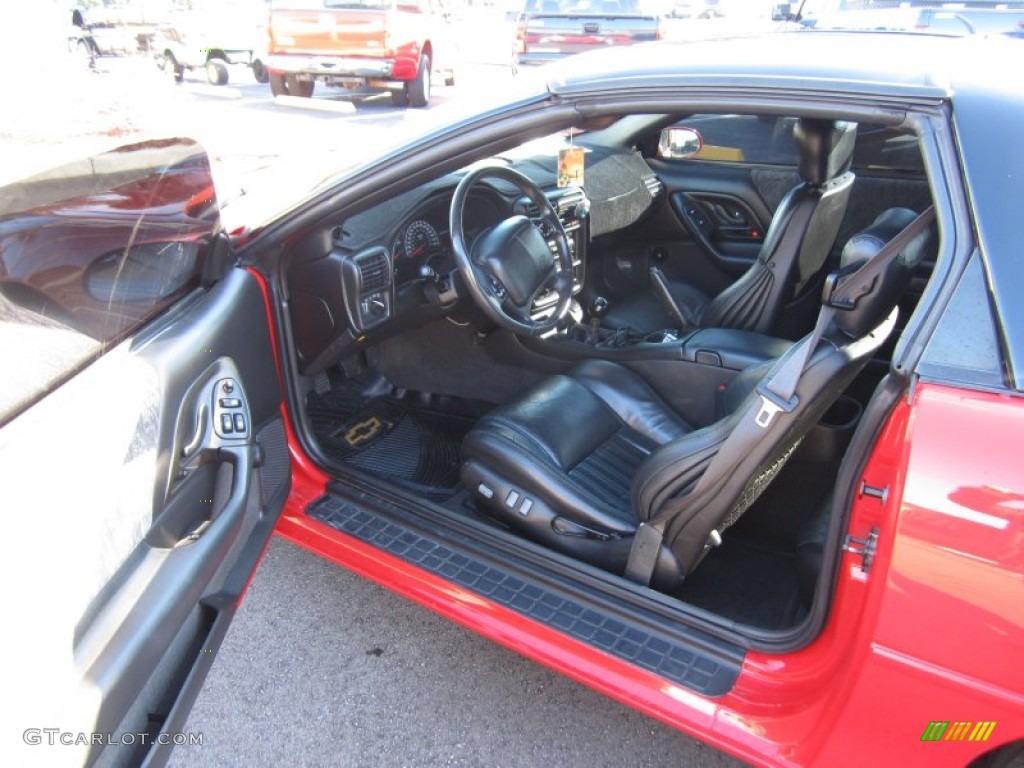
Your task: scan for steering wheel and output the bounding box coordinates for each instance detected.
[449,166,574,336]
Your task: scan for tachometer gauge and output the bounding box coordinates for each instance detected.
[402,220,440,259]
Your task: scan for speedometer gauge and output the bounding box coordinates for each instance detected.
[402,220,440,259]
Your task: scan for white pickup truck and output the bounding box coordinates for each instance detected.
[154,3,270,86]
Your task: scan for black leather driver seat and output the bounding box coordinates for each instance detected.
[461,208,933,590]
[605,118,858,336]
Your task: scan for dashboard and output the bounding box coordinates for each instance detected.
[286,168,606,374]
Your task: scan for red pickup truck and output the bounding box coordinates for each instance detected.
[266,0,456,107]
[514,0,663,72]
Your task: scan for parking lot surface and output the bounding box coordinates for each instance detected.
[169,538,744,767]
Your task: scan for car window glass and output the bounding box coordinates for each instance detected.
[658,115,799,165]
[851,126,925,173]
[0,141,215,426]
[657,115,924,173]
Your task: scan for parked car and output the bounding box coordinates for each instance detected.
[68,6,140,64]
[154,3,270,85]
[514,0,663,71]
[669,0,722,18]
[265,0,457,107]
[3,30,1023,768]
[788,1,1024,34]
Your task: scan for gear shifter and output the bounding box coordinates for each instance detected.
[586,296,609,345]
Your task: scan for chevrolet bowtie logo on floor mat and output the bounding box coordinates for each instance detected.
[308,384,484,497]
[344,416,389,447]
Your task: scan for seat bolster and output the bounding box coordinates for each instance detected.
[570,359,692,445]
[631,420,732,523]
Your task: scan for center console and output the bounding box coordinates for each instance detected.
[520,187,589,324]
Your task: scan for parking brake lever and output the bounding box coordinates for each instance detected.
[649,267,691,333]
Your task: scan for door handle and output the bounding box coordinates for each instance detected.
[173,519,212,548]
[712,202,750,227]
[171,445,252,549]
[181,402,209,459]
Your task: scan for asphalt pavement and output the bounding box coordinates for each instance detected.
[169,537,746,768]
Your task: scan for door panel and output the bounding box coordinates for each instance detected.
[0,142,288,767]
[588,154,933,324]
[589,159,775,303]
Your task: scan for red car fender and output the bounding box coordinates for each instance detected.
[791,383,1024,766]
[813,383,1024,766]
[390,40,425,81]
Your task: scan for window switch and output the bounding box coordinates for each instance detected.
[220,397,241,408]
[505,490,520,508]
[220,413,233,434]
[233,413,246,433]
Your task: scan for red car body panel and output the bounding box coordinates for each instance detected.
[257,210,1023,768]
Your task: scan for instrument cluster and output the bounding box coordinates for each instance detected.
[391,192,503,284]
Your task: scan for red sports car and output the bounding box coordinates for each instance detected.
[1,30,1021,768]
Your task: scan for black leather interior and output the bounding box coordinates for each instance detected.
[794,118,857,186]
[461,207,933,591]
[681,327,793,371]
[605,119,858,337]
[831,207,935,338]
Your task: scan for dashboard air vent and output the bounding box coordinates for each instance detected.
[357,251,389,292]
[644,175,664,199]
[557,187,585,211]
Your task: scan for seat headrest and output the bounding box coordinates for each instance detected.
[794,119,857,186]
[833,207,936,338]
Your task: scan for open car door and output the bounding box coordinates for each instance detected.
[0,140,290,767]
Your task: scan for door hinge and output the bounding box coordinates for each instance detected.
[843,526,879,573]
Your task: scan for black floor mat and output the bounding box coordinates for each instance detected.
[307,380,485,499]
[675,536,805,630]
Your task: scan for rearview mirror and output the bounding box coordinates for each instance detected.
[658,127,703,160]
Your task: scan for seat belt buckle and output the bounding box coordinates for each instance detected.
[754,383,798,428]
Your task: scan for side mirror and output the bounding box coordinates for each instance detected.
[658,127,703,160]
[771,3,792,21]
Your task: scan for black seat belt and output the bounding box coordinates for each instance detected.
[624,206,936,586]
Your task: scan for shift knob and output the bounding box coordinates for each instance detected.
[589,296,610,320]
